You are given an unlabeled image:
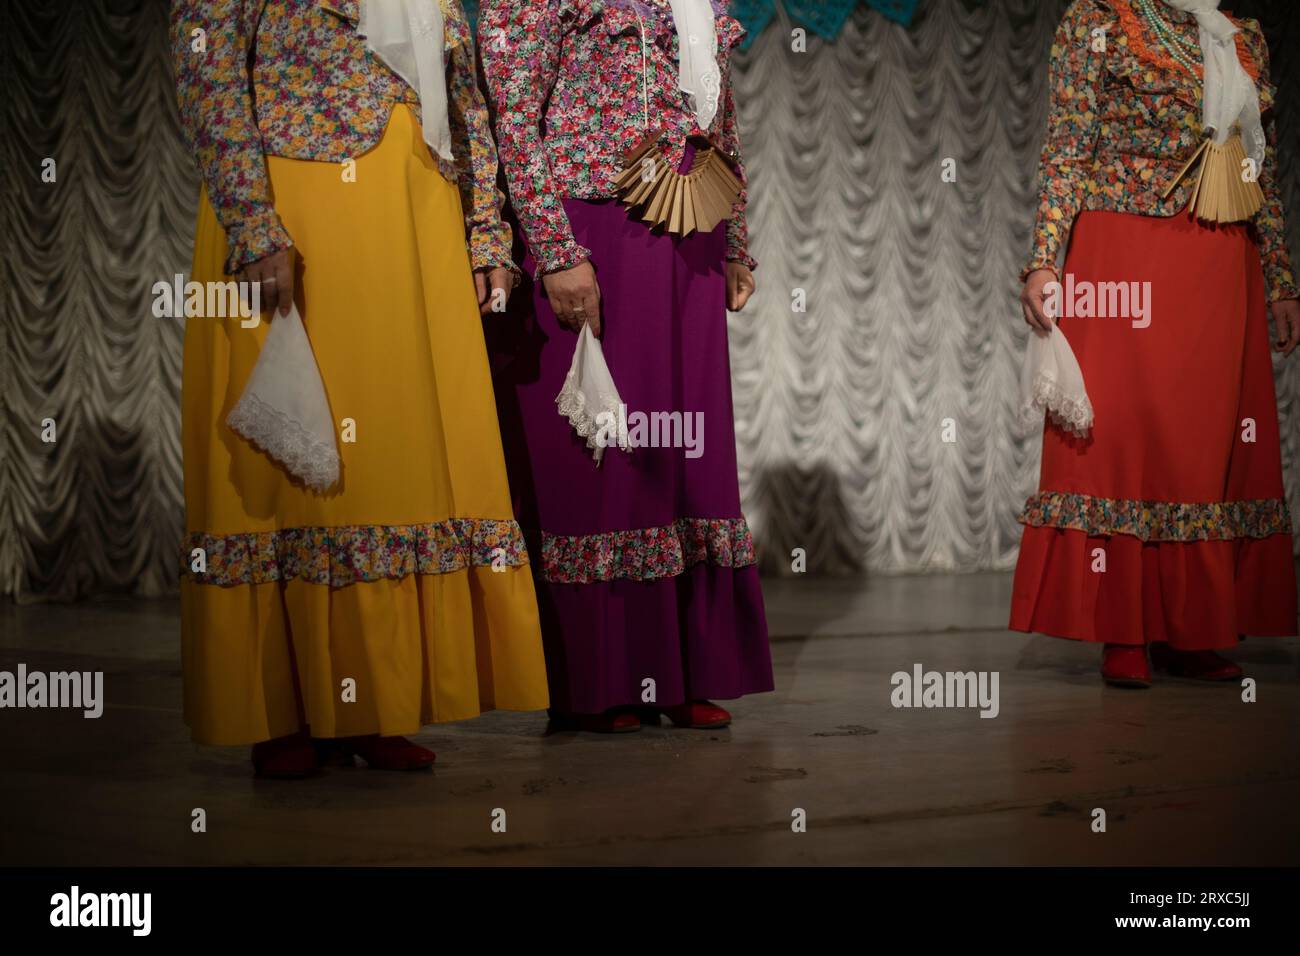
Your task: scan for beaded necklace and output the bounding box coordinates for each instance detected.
[1135,0,1203,76]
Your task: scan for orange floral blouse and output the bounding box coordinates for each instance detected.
[170,0,513,274]
[1025,0,1297,302]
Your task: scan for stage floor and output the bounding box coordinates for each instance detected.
[2,572,1297,866]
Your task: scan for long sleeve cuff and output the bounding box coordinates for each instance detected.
[1020,258,1061,284]
[224,209,294,276]
[1267,272,1299,303]
[532,237,592,279]
[1262,252,1299,303]
[470,220,518,273]
[726,210,756,271]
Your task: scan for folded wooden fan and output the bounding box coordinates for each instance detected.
[614,133,743,237]
[1163,132,1265,224]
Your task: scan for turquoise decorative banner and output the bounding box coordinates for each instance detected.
[732,1,918,47]
[461,1,919,45]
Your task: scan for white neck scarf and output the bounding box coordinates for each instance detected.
[667,0,722,131]
[1163,0,1265,169]
[358,0,453,163]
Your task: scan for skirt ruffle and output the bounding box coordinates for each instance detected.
[1011,526,1296,649]
[534,563,773,715]
[182,566,544,746]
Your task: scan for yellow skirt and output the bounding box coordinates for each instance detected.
[180,106,549,746]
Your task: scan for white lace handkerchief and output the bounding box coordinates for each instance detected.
[555,324,630,465]
[1021,328,1094,438]
[226,303,341,492]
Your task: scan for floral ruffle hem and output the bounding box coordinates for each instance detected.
[1019,491,1292,542]
[540,517,757,584]
[181,518,529,588]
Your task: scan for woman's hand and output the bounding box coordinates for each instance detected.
[727,262,756,311]
[1020,268,1057,335]
[238,246,296,318]
[475,266,516,315]
[541,260,601,335]
[1272,299,1300,356]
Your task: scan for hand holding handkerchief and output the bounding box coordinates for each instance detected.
[556,324,630,465]
[1020,326,1093,438]
[226,303,341,492]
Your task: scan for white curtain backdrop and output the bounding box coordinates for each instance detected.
[2,0,1297,599]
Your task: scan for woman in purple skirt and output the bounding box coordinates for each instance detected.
[480,0,773,733]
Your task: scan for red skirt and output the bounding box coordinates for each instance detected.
[1010,209,1297,649]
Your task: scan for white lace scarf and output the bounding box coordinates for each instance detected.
[1163,0,1265,170]
[667,0,722,130]
[357,0,453,162]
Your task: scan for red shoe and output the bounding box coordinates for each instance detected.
[1101,645,1151,689]
[342,735,436,771]
[659,701,732,729]
[549,709,642,733]
[1150,644,1242,682]
[251,731,317,778]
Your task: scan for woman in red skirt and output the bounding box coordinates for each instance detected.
[1012,0,1300,687]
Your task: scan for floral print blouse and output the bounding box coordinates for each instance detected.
[478,0,756,276]
[171,0,513,274]
[1026,0,1297,302]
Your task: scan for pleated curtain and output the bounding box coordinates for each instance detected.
[2,0,1297,599]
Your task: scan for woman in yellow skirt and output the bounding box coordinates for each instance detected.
[171,0,549,776]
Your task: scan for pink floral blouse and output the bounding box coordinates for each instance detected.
[170,0,513,274]
[477,0,756,277]
[1026,0,1297,302]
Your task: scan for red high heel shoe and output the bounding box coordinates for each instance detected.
[548,708,641,733]
[659,701,732,729]
[1149,644,1242,682]
[342,735,436,771]
[1101,644,1151,689]
[251,731,318,778]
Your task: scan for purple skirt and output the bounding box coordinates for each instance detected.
[487,198,774,714]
